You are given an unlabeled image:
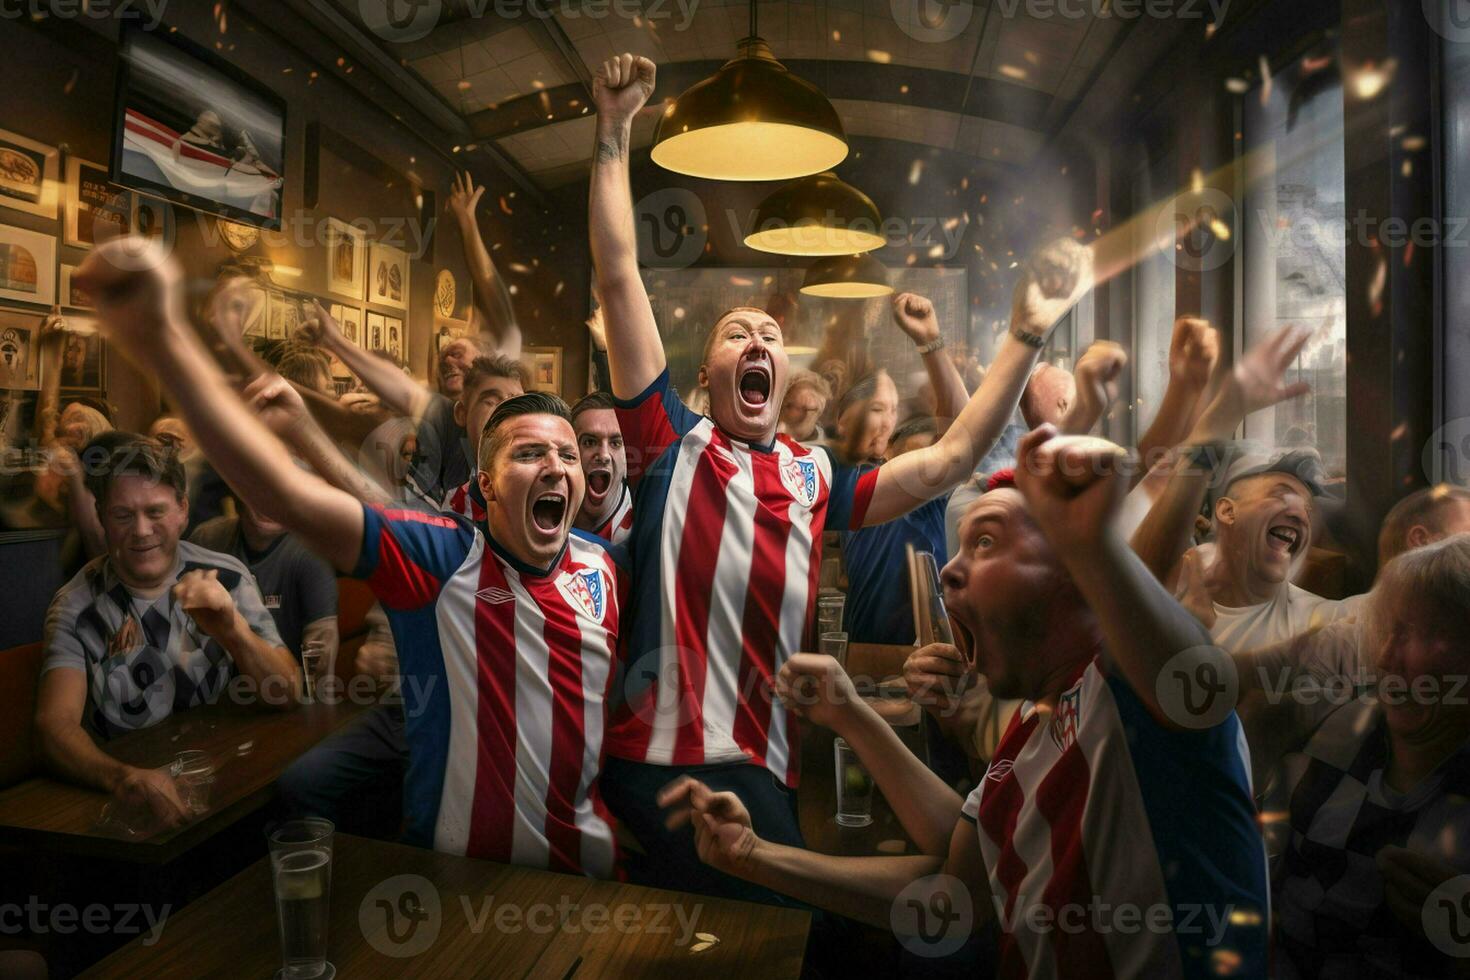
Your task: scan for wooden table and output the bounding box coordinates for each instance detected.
[82,834,811,979]
[0,699,368,863]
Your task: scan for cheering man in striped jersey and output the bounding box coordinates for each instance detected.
[78,240,626,878]
[589,52,1092,900]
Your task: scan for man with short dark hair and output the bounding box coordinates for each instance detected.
[34,437,298,829]
[570,391,632,544]
[81,239,626,875]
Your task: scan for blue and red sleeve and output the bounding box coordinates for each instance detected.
[826,461,881,531]
[613,368,700,486]
[353,504,474,612]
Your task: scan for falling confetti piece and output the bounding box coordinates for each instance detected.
[499,196,513,215]
[866,50,891,64]
[690,942,716,953]
[1224,78,1249,95]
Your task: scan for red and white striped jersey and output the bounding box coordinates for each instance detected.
[589,483,634,546]
[356,505,626,877]
[963,657,1268,978]
[440,479,486,523]
[605,370,877,786]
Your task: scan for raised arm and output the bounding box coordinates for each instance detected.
[1133,317,1219,479]
[864,238,1092,526]
[589,53,664,400]
[1129,324,1313,583]
[76,240,364,572]
[1013,426,1217,727]
[298,301,430,420]
[448,171,521,359]
[891,293,968,422]
[1059,340,1127,435]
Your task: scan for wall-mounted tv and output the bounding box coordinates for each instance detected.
[111,23,287,230]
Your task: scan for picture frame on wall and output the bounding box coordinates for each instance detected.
[59,264,93,310]
[0,224,57,307]
[57,322,106,394]
[330,303,362,349]
[0,307,44,390]
[384,315,404,364]
[367,241,408,310]
[131,195,174,249]
[365,311,387,353]
[266,290,288,340]
[0,129,60,219]
[523,346,563,395]
[65,158,132,248]
[326,218,366,300]
[239,282,268,338]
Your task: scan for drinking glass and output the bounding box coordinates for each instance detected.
[300,639,325,705]
[816,594,846,637]
[819,631,849,669]
[834,737,873,828]
[268,818,335,980]
[173,751,217,815]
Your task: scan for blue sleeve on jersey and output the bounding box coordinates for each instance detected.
[354,503,473,611]
[825,454,878,531]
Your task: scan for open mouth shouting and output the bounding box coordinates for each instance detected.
[530,490,568,536]
[738,354,773,412]
[1265,521,1304,558]
[586,468,613,503]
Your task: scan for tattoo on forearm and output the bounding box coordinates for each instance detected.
[595,136,626,164]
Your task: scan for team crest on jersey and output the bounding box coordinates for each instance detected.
[558,568,608,623]
[1049,685,1082,753]
[780,456,819,507]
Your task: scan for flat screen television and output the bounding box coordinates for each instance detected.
[111,23,287,230]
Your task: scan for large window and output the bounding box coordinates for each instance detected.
[1131,150,1179,444]
[1242,51,1348,480]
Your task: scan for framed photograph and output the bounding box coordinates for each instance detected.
[330,303,362,348]
[326,218,365,300]
[0,225,57,307]
[59,264,93,310]
[57,324,105,393]
[365,311,387,353]
[0,129,60,219]
[266,290,301,341]
[0,307,44,389]
[112,23,286,229]
[238,281,269,338]
[367,241,408,310]
[384,315,404,364]
[523,346,563,395]
[65,158,132,248]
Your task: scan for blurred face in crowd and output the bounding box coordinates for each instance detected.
[574,408,626,525]
[456,371,523,460]
[437,339,481,397]
[1213,473,1312,599]
[148,417,196,460]
[890,427,938,459]
[1369,584,1470,743]
[700,310,789,444]
[838,373,899,463]
[780,384,826,441]
[57,402,108,450]
[479,413,584,569]
[101,475,187,591]
[941,490,1081,701]
[1020,363,1076,430]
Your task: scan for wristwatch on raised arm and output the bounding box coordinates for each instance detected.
[914,336,946,355]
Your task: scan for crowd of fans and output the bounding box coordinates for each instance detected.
[3,52,1469,980]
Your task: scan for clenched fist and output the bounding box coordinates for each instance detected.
[892,292,940,346]
[1010,238,1094,340]
[593,53,656,128]
[1168,317,1219,390]
[173,569,239,640]
[1014,425,1131,554]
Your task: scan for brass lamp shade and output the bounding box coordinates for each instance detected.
[744,172,886,256]
[801,253,892,298]
[651,37,848,182]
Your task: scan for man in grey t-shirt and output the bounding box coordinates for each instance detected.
[191,500,338,663]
